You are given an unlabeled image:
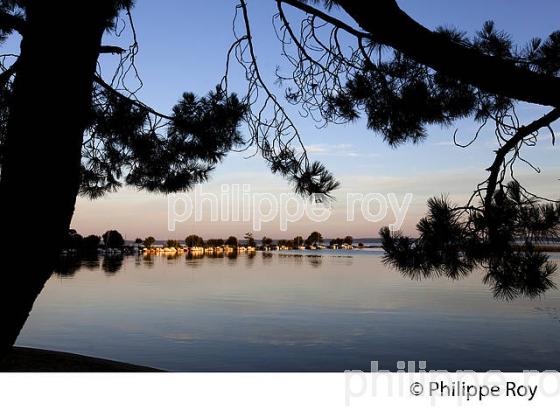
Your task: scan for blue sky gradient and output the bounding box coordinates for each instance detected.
[72,0,560,239]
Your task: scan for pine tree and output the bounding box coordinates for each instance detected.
[2,0,560,356]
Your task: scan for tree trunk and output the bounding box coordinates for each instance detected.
[0,2,109,358]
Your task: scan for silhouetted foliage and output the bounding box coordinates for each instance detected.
[257,0,560,298]
[225,236,238,246]
[1,0,560,361]
[143,236,156,248]
[1,1,341,199]
[166,239,180,248]
[80,87,248,197]
[276,239,292,248]
[62,229,83,250]
[206,238,224,247]
[329,236,352,246]
[102,230,124,248]
[381,182,559,299]
[244,232,256,247]
[306,231,323,246]
[83,235,101,251]
[61,230,101,253]
[185,234,204,247]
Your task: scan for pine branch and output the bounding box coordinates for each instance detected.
[0,11,25,34]
[93,75,174,121]
[285,0,560,107]
[99,45,126,54]
[279,0,370,39]
[485,107,560,208]
[0,61,17,86]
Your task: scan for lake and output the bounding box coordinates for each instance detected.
[17,250,560,371]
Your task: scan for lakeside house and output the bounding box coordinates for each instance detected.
[141,245,259,256]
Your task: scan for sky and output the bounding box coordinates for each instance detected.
[69,0,560,240]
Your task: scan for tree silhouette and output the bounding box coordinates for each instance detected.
[185,234,204,247]
[165,239,180,249]
[143,236,156,249]
[206,238,225,247]
[380,182,559,300]
[240,0,560,298]
[62,229,83,250]
[306,231,323,246]
[1,0,560,356]
[244,232,256,247]
[225,236,238,247]
[102,230,124,248]
[83,235,101,251]
[0,1,287,355]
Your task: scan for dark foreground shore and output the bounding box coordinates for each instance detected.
[0,347,161,372]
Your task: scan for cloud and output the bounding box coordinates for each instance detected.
[430,140,456,147]
[305,143,379,158]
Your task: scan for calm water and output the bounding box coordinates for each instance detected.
[18,250,560,371]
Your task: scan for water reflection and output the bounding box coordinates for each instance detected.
[141,254,155,268]
[23,251,560,371]
[81,255,101,271]
[383,247,558,301]
[54,250,347,278]
[53,255,82,278]
[54,254,123,277]
[102,255,124,276]
[54,249,558,301]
